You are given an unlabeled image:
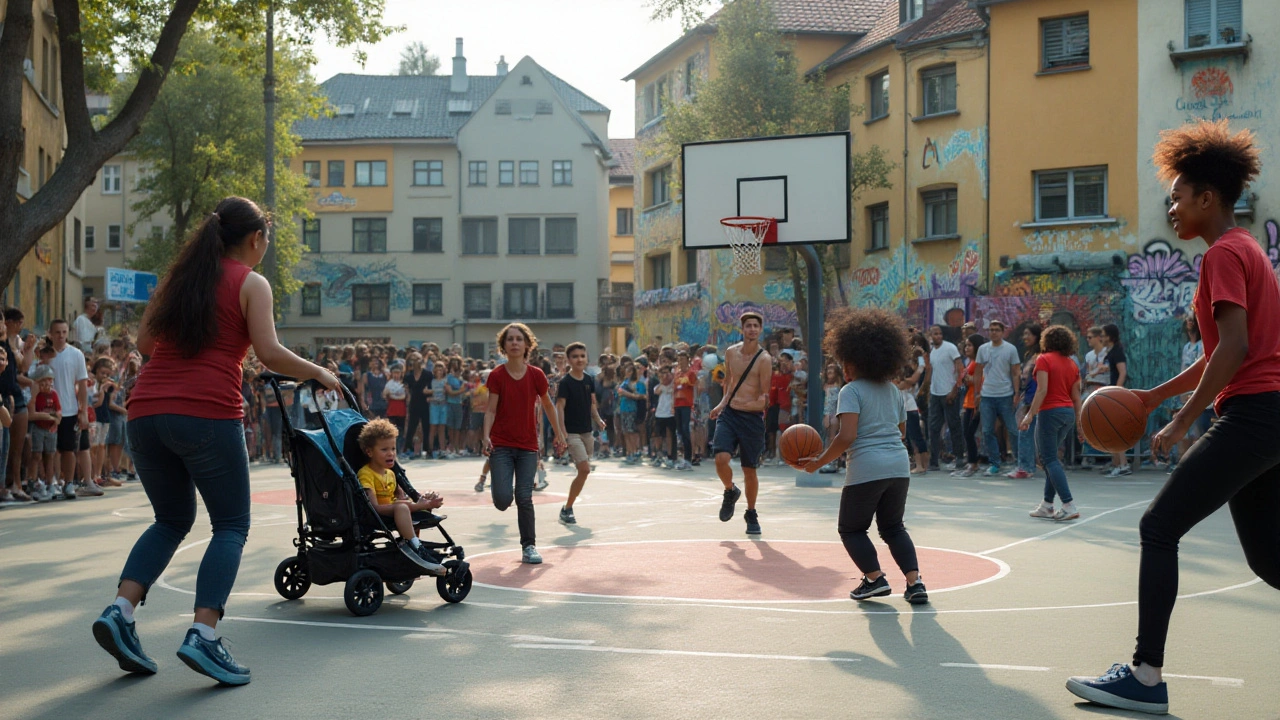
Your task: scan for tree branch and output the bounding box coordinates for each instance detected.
[52,0,92,146]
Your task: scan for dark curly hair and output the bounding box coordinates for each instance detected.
[822,308,908,383]
[1041,325,1077,356]
[1153,119,1261,206]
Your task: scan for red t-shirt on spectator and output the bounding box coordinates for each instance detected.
[674,369,696,408]
[486,363,549,452]
[1035,352,1078,411]
[386,397,407,418]
[1194,227,1280,412]
[770,372,793,410]
[33,390,60,431]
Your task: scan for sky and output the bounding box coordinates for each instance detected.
[308,0,695,139]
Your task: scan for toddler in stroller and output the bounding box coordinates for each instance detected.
[357,419,447,575]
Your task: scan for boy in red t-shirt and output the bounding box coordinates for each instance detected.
[29,364,61,501]
[482,323,566,565]
[670,351,697,470]
[765,354,794,465]
[1068,120,1280,715]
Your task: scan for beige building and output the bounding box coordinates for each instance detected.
[603,138,636,352]
[283,41,614,357]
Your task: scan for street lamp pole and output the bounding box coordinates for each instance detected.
[263,0,278,287]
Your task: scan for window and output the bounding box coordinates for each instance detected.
[352,218,387,253]
[467,342,487,360]
[643,84,656,121]
[85,226,96,251]
[413,217,443,253]
[302,218,321,252]
[764,247,788,272]
[38,148,45,189]
[685,249,698,283]
[552,161,572,186]
[107,225,122,250]
[922,189,958,238]
[545,218,577,255]
[354,161,387,187]
[461,217,498,255]
[868,203,890,250]
[1035,167,1107,222]
[921,65,957,116]
[1186,0,1243,48]
[413,160,443,186]
[352,284,391,322]
[649,165,671,206]
[413,284,442,315]
[73,219,82,271]
[509,218,541,255]
[464,284,492,318]
[1042,15,1090,70]
[684,56,698,98]
[469,161,487,186]
[504,283,538,318]
[303,161,321,187]
[900,0,924,23]
[301,284,322,316]
[656,77,668,116]
[519,161,538,185]
[327,160,345,186]
[616,207,633,236]
[648,253,671,290]
[102,165,121,194]
[498,161,514,186]
[546,283,574,319]
[869,71,890,120]
[41,38,50,99]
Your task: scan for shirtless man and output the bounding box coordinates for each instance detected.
[709,311,773,535]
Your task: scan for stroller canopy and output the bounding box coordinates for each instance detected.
[295,409,367,476]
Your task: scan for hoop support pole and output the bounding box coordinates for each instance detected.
[796,243,832,488]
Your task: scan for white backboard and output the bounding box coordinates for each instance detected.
[681,132,851,249]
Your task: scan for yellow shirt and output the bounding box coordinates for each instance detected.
[357,464,397,506]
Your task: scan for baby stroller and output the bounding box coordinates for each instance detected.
[261,372,472,616]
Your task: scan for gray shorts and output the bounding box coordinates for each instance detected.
[447,403,464,430]
[566,432,595,464]
[107,416,126,445]
[31,425,57,454]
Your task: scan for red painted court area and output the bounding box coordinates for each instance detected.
[251,488,561,508]
[470,540,1004,602]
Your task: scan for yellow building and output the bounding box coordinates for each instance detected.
[603,138,636,353]
[815,0,989,327]
[2,0,85,330]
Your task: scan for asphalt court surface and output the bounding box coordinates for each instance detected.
[2,458,1277,719]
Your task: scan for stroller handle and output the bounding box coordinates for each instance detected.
[260,371,362,415]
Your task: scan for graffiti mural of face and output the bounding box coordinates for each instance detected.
[1168,174,1216,242]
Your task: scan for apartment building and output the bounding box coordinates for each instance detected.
[603,138,636,352]
[284,41,613,356]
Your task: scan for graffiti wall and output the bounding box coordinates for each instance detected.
[295,256,415,310]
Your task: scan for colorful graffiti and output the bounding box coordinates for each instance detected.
[1176,64,1262,123]
[921,128,989,198]
[1121,240,1200,324]
[762,278,794,301]
[1191,67,1232,99]
[849,241,980,309]
[295,257,414,310]
[635,283,703,308]
[1022,218,1134,255]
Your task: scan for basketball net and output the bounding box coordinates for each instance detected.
[720,217,778,276]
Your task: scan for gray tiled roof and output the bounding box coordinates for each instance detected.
[295,70,608,142]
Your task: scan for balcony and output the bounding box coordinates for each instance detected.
[598,293,634,324]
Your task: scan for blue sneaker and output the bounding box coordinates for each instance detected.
[1066,663,1168,714]
[176,629,251,685]
[92,605,158,674]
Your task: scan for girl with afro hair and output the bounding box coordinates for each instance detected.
[1068,119,1280,714]
[801,308,927,605]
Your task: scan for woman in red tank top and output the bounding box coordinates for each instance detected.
[92,197,337,686]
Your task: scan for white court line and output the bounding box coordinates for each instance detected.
[1163,673,1244,688]
[940,663,1051,672]
[510,643,861,663]
[221,615,588,644]
[978,501,1148,556]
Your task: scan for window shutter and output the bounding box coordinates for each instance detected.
[1186,0,1212,47]
[1215,0,1242,43]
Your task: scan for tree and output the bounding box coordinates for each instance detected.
[397,40,440,76]
[656,0,894,344]
[122,30,318,305]
[0,0,396,289]
[647,0,716,29]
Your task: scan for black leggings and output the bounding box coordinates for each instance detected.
[962,407,980,464]
[674,406,693,462]
[838,477,919,577]
[1134,391,1280,668]
[403,407,428,454]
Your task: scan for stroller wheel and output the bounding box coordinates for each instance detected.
[274,556,311,600]
[344,569,384,616]
[436,562,472,604]
[386,578,414,595]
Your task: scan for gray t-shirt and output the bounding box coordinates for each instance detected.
[976,340,1021,397]
[837,379,909,486]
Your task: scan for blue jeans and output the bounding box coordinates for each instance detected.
[489,446,538,547]
[980,395,1019,468]
[120,415,250,615]
[1036,407,1075,504]
[1016,407,1037,472]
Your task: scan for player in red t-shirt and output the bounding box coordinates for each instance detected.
[482,323,566,565]
[1068,120,1280,715]
[765,354,794,465]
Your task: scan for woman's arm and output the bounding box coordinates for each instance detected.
[241,274,338,389]
[802,412,859,472]
[481,391,499,454]
[1018,371,1050,429]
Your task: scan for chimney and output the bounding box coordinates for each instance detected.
[451,37,468,93]
[496,55,508,77]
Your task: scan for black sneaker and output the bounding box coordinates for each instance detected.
[744,509,761,535]
[559,505,576,524]
[850,575,891,601]
[718,485,741,522]
[904,579,929,605]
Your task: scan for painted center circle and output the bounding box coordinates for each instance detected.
[469,540,1006,602]
[251,488,561,508]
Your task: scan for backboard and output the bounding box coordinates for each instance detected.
[681,132,851,249]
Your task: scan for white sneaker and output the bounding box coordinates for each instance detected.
[534,468,549,491]
[32,481,51,503]
[662,459,675,469]
[78,481,105,497]
[675,460,692,471]
[1054,503,1081,521]
[62,482,78,500]
[1029,502,1056,519]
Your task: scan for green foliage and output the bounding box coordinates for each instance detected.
[121,29,320,310]
[398,41,441,76]
[647,0,717,30]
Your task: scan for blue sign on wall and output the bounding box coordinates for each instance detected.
[105,267,158,303]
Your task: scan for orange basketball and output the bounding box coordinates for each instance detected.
[1080,386,1148,454]
[780,424,824,469]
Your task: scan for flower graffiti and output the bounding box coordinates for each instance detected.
[296,257,414,310]
[1122,240,1200,324]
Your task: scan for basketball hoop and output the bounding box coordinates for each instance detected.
[720,216,778,275]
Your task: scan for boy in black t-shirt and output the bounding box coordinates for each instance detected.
[555,342,606,524]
